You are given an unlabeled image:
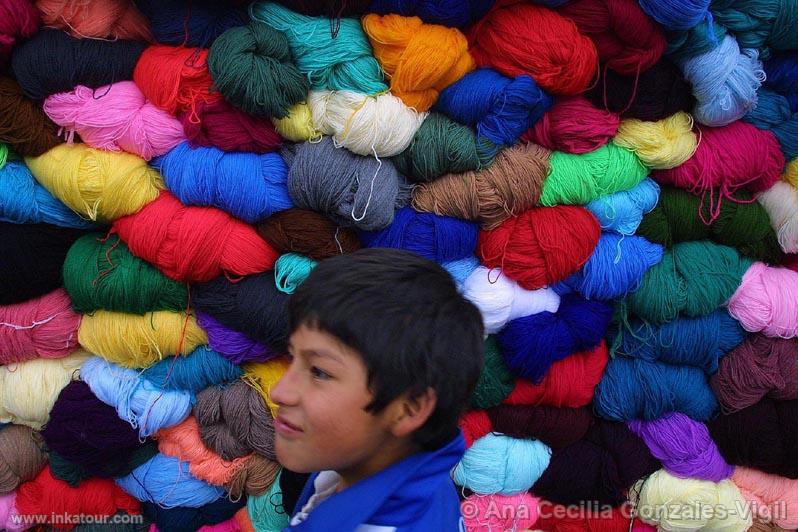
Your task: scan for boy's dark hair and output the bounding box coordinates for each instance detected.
[288,248,484,450]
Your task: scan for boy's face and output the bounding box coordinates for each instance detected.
[270,324,410,483]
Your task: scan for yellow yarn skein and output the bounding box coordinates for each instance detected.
[242,357,289,417]
[78,310,207,368]
[25,143,164,223]
[635,469,753,531]
[0,350,89,429]
[272,102,322,143]
[783,157,798,188]
[614,112,698,170]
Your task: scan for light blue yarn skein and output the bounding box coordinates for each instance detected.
[586,178,660,236]
[452,433,551,495]
[153,141,292,223]
[115,453,225,509]
[0,160,97,228]
[80,356,194,438]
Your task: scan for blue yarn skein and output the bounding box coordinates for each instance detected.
[140,346,242,394]
[135,0,247,47]
[442,255,481,288]
[143,496,247,532]
[434,68,551,158]
[80,356,194,438]
[678,34,764,127]
[367,0,495,28]
[586,178,660,236]
[639,0,711,31]
[765,53,798,112]
[153,142,292,224]
[610,310,745,375]
[0,161,97,229]
[561,233,664,301]
[116,453,225,509]
[452,433,552,495]
[249,1,387,94]
[594,357,719,422]
[497,293,613,383]
[744,87,798,160]
[359,206,478,263]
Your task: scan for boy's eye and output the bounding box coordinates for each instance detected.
[310,366,331,380]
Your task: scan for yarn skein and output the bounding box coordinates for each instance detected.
[43,81,186,161]
[63,233,188,315]
[728,262,798,338]
[0,0,40,69]
[308,90,426,157]
[467,2,598,96]
[80,356,194,438]
[111,192,279,282]
[141,346,243,394]
[25,143,164,224]
[0,76,61,157]
[11,29,146,100]
[274,253,317,294]
[208,21,308,119]
[613,111,698,169]
[586,177,660,235]
[410,142,549,229]
[35,0,152,41]
[0,425,46,493]
[197,312,275,364]
[0,288,80,364]
[0,160,97,229]
[594,357,719,421]
[477,205,600,290]
[134,0,246,48]
[257,208,362,260]
[368,0,495,27]
[524,96,619,155]
[732,467,798,530]
[181,98,283,154]
[249,1,387,95]
[758,181,798,254]
[362,13,475,112]
[153,141,292,223]
[78,310,207,368]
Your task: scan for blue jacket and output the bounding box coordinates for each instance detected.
[285,432,466,532]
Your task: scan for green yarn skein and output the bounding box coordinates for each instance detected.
[0,144,7,169]
[208,21,309,119]
[63,233,188,315]
[540,142,648,206]
[249,1,387,95]
[665,21,727,62]
[624,241,753,324]
[392,113,495,183]
[470,336,514,409]
[637,186,782,263]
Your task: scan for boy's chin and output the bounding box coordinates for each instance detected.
[275,441,316,474]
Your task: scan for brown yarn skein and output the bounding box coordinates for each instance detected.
[0,425,47,493]
[0,76,62,157]
[411,143,549,230]
[193,381,276,462]
[257,208,361,260]
[226,453,281,498]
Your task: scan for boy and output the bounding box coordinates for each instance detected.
[270,248,485,531]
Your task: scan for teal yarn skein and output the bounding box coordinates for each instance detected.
[274,253,317,294]
[249,1,387,94]
[623,241,753,324]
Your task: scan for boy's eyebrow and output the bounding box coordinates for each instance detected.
[303,348,344,364]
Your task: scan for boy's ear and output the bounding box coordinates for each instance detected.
[388,388,437,439]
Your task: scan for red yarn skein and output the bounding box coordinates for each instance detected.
[16,466,140,531]
[477,205,600,290]
[112,192,278,282]
[557,0,666,76]
[0,0,40,68]
[133,46,222,117]
[468,2,598,96]
[459,410,493,448]
[504,342,608,408]
[524,96,620,154]
[180,99,283,154]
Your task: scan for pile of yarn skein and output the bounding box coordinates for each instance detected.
[2,0,798,530]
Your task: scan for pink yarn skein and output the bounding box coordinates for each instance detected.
[43,81,186,161]
[728,262,798,338]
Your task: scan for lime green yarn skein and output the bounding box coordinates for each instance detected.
[624,241,753,324]
[63,233,188,315]
[540,142,648,206]
[208,21,309,119]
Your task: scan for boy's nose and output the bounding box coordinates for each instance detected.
[270,366,299,407]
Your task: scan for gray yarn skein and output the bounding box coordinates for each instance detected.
[284,137,405,231]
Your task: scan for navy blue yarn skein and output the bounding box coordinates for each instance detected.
[11,29,146,100]
[153,141,292,223]
[497,293,613,383]
[367,0,495,28]
[359,206,478,263]
[135,0,247,47]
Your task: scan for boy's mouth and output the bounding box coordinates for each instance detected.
[275,415,304,436]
